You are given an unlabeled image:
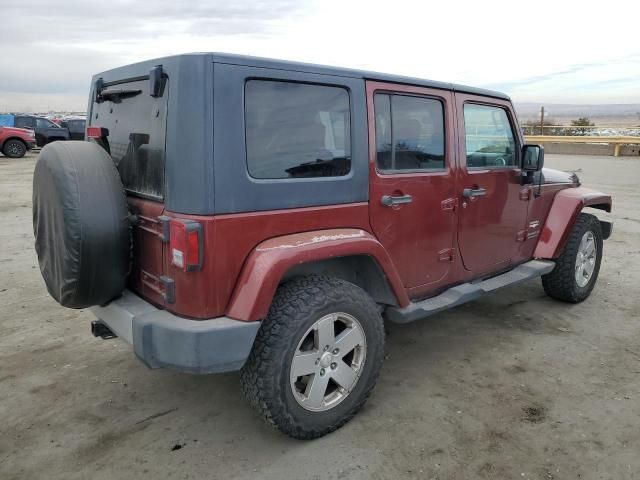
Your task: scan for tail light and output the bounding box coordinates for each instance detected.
[170,219,203,272]
[86,126,109,139]
[86,126,111,154]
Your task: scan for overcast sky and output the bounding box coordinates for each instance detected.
[1,0,639,112]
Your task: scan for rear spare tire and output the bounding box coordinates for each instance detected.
[33,141,130,308]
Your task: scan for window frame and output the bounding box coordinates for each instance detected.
[243,78,353,182]
[462,101,521,171]
[373,91,448,175]
[214,63,368,214]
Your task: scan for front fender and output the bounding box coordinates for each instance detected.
[535,187,612,259]
[226,228,409,321]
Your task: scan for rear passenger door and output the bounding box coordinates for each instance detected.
[367,82,457,291]
[454,94,529,276]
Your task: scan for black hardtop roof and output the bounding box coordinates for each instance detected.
[94,52,510,101]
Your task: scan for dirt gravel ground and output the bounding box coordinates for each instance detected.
[1,152,639,480]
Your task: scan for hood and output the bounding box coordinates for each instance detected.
[539,167,580,186]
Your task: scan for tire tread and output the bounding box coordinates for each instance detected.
[240,275,384,439]
[542,212,603,303]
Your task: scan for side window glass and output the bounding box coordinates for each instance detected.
[464,104,517,168]
[374,94,392,170]
[68,120,84,132]
[36,118,54,128]
[245,80,351,179]
[375,94,445,172]
[15,117,32,128]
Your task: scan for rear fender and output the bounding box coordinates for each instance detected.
[534,187,612,259]
[226,228,409,321]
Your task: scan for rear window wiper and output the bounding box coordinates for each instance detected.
[97,88,142,103]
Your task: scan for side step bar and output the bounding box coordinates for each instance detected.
[385,260,555,324]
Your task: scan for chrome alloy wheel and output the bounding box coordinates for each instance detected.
[575,231,597,288]
[290,312,366,412]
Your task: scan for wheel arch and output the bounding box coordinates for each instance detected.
[535,186,612,259]
[225,229,409,321]
[282,255,399,306]
[1,136,27,150]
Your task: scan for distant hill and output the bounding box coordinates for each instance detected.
[515,103,640,126]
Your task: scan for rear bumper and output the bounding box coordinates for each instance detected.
[90,290,260,374]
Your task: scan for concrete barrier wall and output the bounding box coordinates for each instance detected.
[538,142,640,157]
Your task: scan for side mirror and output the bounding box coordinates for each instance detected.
[522,144,544,172]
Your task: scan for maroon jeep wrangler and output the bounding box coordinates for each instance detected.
[32,54,612,439]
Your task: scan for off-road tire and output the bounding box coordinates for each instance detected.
[542,213,603,303]
[240,275,385,439]
[2,139,27,158]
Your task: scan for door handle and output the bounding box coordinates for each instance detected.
[462,187,486,198]
[381,194,413,207]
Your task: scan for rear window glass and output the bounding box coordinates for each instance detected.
[245,80,351,179]
[90,78,167,200]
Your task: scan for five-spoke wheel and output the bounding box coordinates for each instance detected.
[290,312,366,412]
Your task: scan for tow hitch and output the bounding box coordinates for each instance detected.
[91,320,117,339]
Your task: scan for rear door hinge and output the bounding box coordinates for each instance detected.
[159,276,176,304]
[519,188,531,201]
[516,230,527,242]
[133,214,170,243]
[438,248,455,262]
[149,65,167,98]
[141,270,175,304]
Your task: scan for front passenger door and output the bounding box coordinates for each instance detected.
[455,94,529,276]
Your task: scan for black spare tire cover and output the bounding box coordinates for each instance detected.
[33,141,130,308]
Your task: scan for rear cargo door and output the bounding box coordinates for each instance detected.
[89,73,171,306]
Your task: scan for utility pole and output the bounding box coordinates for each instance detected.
[540,106,545,135]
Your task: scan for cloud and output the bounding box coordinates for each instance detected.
[1,0,639,111]
[0,0,309,111]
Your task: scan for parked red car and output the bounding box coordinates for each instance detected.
[32,54,612,439]
[0,125,36,158]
